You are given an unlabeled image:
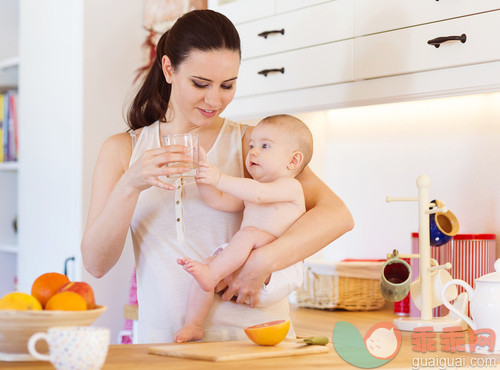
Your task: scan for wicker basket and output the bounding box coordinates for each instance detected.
[296,260,386,311]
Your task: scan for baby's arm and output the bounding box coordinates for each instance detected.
[196,160,244,212]
[217,175,302,205]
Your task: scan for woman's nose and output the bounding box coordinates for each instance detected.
[204,88,221,107]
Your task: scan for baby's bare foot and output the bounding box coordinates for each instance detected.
[174,324,204,343]
[180,257,218,291]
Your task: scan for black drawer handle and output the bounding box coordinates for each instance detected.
[427,33,466,48]
[258,67,285,77]
[258,29,285,39]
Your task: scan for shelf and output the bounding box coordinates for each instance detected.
[0,162,18,171]
[0,243,17,254]
[0,56,19,70]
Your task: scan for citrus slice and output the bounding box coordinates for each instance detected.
[244,319,290,346]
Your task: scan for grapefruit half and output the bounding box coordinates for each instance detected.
[244,319,290,346]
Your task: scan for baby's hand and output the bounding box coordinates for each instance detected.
[196,161,221,186]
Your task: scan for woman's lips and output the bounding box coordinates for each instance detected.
[198,108,217,118]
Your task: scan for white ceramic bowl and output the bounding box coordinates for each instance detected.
[0,305,106,361]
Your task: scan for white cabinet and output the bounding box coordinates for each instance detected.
[212,1,500,121]
[237,41,353,97]
[237,1,351,59]
[354,0,500,36]
[209,0,275,24]
[0,0,19,297]
[354,10,500,80]
[231,1,354,99]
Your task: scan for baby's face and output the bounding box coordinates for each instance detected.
[246,124,295,182]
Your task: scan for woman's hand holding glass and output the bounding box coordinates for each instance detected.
[125,145,193,191]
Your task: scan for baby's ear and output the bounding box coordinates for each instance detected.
[288,151,304,170]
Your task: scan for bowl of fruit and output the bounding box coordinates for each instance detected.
[0,272,106,361]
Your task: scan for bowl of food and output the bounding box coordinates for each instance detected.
[0,305,107,361]
[0,272,106,361]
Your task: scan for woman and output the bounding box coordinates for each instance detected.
[81,9,353,343]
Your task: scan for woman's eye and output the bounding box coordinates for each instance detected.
[193,81,208,88]
[221,84,234,90]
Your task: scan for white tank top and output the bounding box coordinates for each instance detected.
[129,119,293,343]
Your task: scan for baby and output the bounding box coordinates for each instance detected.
[175,114,313,342]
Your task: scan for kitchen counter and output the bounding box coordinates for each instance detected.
[6,304,500,369]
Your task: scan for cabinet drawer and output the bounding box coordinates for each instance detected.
[210,0,275,25]
[238,0,353,59]
[236,40,353,98]
[276,0,331,13]
[355,0,500,36]
[354,10,500,80]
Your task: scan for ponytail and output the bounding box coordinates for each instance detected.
[127,32,171,130]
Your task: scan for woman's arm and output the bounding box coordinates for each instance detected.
[81,132,193,278]
[218,166,354,307]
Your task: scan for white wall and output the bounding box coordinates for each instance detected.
[81,0,143,344]
[18,0,143,344]
[294,92,500,262]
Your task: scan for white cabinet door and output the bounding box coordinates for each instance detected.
[238,0,353,59]
[236,40,353,97]
[355,0,500,36]
[354,10,500,80]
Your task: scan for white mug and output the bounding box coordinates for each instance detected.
[28,326,110,370]
[410,267,457,309]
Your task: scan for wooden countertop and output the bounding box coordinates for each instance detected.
[6,304,500,369]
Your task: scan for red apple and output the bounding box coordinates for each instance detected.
[58,281,96,309]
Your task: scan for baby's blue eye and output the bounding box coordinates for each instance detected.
[262,144,270,149]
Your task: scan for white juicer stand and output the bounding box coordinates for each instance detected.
[386,174,468,332]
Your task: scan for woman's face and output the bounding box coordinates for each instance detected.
[164,49,240,128]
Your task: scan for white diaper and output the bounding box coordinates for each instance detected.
[211,243,303,308]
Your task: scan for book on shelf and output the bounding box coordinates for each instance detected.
[0,89,18,163]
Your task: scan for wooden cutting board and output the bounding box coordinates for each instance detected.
[148,339,330,362]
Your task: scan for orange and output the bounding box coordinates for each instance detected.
[31,272,70,308]
[0,292,43,310]
[244,319,290,346]
[45,291,87,311]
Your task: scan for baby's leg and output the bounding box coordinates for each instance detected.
[207,226,276,279]
[177,257,217,291]
[174,279,214,343]
[178,227,275,291]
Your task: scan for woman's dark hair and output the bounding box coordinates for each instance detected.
[127,9,241,130]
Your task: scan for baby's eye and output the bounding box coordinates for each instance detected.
[262,143,270,149]
[248,143,254,149]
